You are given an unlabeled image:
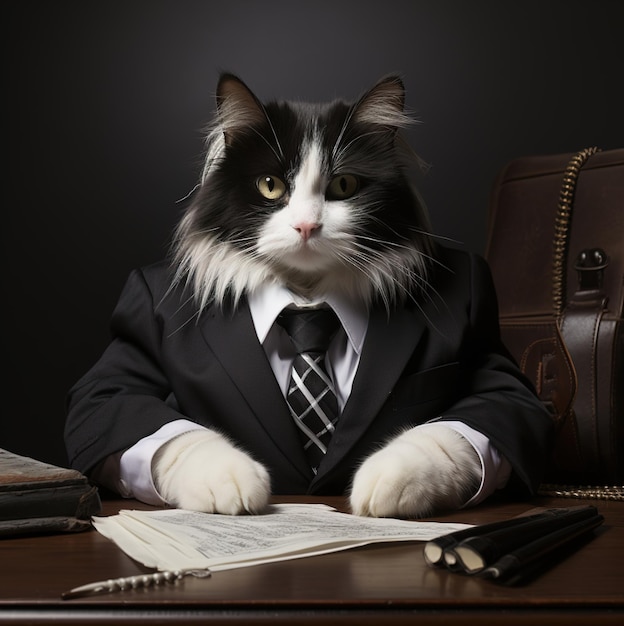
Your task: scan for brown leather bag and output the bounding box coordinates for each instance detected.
[485,148,624,495]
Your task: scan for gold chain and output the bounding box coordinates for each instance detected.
[552,147,601,317]
[538,484,624,501]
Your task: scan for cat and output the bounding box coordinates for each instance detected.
[150,73,482,518]
[172,73,433,310]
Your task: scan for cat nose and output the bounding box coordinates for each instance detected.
[293,221,320,242]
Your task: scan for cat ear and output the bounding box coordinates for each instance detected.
[352,75,410,129]
[215,74,267,143]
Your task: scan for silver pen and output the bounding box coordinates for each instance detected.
[61,568,211,600]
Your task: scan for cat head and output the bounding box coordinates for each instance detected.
[173,73,434,310]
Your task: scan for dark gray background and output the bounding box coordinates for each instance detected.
[4,0,623,466]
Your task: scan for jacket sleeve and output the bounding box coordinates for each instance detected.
[434,253,555,495]
[64,268,187,475]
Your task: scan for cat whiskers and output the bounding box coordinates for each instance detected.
[356,230,445,277]
[355,233,422,253]
[329,240,418,311]
[355,237,455,325]
[225,235,260,249]
[357,240,442,300]
[332,129,393,167]
[257,104,285,161]
[354,217,451,278]
[408,226,459,243]
[249,126,284,165]
[343,233,445,310]
[346,243,448,331]
[167,306,203,336]
[329,248,392,308]
[175,184,201,204]
[351,238,430,288]
[330,105,359,163]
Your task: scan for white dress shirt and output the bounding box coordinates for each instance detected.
[119,283,510,506]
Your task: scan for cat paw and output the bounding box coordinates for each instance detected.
[152,429,271,514]
[349,424,481,518]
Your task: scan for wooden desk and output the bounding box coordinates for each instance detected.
[1,495,623,624]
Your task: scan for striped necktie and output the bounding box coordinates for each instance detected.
[277,308,341,473]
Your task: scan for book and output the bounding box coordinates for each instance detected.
[0,448,101,536]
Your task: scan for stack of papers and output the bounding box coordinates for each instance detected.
[93,503,471,571]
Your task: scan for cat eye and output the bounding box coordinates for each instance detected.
[327,174,359,200]
[256,175,287,200]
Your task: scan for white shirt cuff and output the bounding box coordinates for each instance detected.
[425,420,511,507]
[118,419,207,505]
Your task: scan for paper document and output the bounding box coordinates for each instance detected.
[93,503,472,571]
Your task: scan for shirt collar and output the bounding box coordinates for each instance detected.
[247,283,368,355]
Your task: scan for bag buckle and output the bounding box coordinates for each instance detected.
[574,248,608,291]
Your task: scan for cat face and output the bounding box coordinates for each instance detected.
[173,74,433,309]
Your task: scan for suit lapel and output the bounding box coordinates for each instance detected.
[314,303,426,481]
[197,300,312,480]
[195,297,428,489]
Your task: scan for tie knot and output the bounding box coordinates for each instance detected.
[277,308,340,354]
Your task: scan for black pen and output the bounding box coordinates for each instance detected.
[448,505,599,574]
[480,513,604,583]
[425,515,538,568]
[423,506,595,568]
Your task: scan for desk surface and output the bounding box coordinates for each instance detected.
[1,495,623,624]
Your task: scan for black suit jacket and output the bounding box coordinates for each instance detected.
[65,247,553,496]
